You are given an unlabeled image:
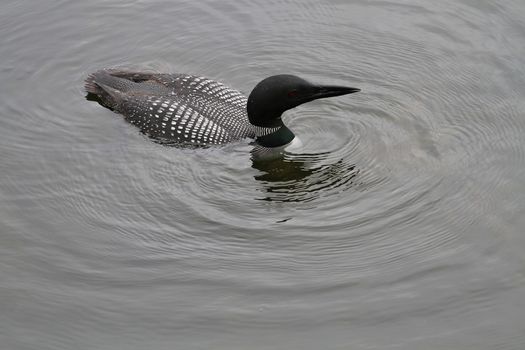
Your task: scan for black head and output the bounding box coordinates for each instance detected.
[247,74,360,127]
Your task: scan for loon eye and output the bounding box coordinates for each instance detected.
[287,90,299,98]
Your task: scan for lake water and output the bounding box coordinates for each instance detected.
[1,0,525,349]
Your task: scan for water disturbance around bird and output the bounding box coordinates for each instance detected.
[1,0,525,349]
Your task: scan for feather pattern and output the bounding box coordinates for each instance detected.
[85,70,256,145]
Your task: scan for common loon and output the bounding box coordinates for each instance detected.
[85,70,360,149]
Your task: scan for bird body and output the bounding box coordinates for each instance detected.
[85,70,255,145]
[85,70,359,150]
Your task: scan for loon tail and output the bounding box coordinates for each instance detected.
[85,72,101,95]
[85,70,132,110]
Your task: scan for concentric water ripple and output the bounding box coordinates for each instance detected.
[2,0,525,349]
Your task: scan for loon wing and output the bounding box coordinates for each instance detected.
[120,94,234,145]
[85,69,255,144]
[93,69,248,107]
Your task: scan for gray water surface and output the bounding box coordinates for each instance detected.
[2,0,525,349]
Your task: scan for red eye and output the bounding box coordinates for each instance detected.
[288,90,299,98]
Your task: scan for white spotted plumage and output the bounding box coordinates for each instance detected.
[88,71,255,145]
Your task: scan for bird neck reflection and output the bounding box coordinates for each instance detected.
[251,152,359,203]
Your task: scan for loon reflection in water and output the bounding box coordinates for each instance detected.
[252,153,360,202]
[85,69,359,157]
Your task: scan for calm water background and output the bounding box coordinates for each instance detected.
[2,0,525,349]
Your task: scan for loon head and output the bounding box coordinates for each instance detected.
[247,74,360,147]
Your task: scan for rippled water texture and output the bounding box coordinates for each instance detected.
[2,0,525,349]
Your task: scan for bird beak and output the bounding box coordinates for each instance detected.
[313,85,361,99]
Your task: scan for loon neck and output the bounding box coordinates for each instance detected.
[255,124,295,148]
